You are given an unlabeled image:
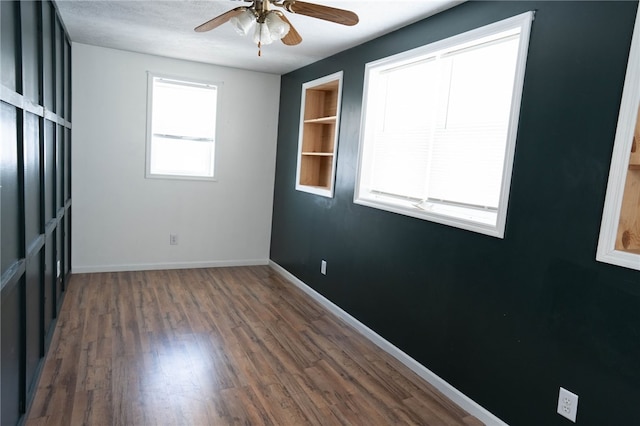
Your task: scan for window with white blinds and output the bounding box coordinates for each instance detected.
[355,12,533,238]
[146,74,219,180]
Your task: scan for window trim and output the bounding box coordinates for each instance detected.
[354,11,534,238]
[145,72,221,181]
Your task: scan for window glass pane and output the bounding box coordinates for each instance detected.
[367,35,519,205]
[368,59,438,198]
[444,37,519,127]
[382,58,438,132]
[428,36,519,208]
[428,128,507,208]
[153,79,217,139]
[150,136,214,177]
[370,131,431,198]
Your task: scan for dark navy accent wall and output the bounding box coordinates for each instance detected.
[271,2,640,425]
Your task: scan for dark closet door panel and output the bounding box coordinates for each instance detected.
[1,1,19,92]
[64,39,71,120]
[56,124,64,210]
[43,234,54,332]
[42,1,54,112]
[55,227,63,302]
[51,230,60,314]
[64,128,71,202]
[43,120,55,223]
[1,102,22,275]
[25,253,43,396]
[54,18,64,117]
[24,112,42,245]
[64,211,71,276]
[21,0,41,104]
[1,280,24,426]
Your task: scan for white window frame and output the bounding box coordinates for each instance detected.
[596,8,640,271]
[145,72,220,181]
[354,12,534,238]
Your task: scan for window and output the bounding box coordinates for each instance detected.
[146,73,219,180]
[355,12,533,238]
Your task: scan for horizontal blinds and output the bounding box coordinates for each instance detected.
[428,36,519,208]
[366,32,520,208]
[369,57,437,198]
[427,125,507,208]
[370,130,431,198]
[152,78,217,140]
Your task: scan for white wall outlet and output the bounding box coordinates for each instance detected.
[321,260,327,275]
[557,387,578,422]
[170,234,178,245]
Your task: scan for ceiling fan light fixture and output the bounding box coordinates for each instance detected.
[230,8,256,36]
[265,12,290,40]
[195,1,359,51]
[253,22,274,46]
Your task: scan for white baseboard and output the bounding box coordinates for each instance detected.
[72,258,269,274]
[269,260,508,426]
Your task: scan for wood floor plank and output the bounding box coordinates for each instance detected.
[26,266,483,425]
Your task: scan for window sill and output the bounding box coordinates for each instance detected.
[354,193,503,238]
[145,172,217,182]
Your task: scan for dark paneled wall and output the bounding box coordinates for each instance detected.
[271,2,640,425]
[1,1,72,425]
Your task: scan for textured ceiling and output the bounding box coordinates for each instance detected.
[54,0,462,74]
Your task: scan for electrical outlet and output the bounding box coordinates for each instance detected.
[170,234,178,245]
[557,387,578,422]
[321,260,327,275]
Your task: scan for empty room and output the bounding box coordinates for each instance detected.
[2,1,640,425]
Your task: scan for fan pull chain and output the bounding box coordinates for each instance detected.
[258,41,262,56]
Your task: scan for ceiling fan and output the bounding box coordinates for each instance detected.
[194,0,359,55]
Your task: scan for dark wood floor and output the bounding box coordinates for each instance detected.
[26,266,482,425]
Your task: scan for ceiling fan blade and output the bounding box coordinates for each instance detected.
[283,1,358,26]
[194,7,247,32]
[279,14,302,45]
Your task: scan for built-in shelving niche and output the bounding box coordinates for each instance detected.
[295,71,343,198]
[616,108,640,254]
[597,8,640,271]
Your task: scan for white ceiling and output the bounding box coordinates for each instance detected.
[54,0,462,75]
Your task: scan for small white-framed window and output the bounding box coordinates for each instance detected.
[355,12,534,238]
[146,73,219,180]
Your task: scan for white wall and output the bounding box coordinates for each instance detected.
[72,43,280,272]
